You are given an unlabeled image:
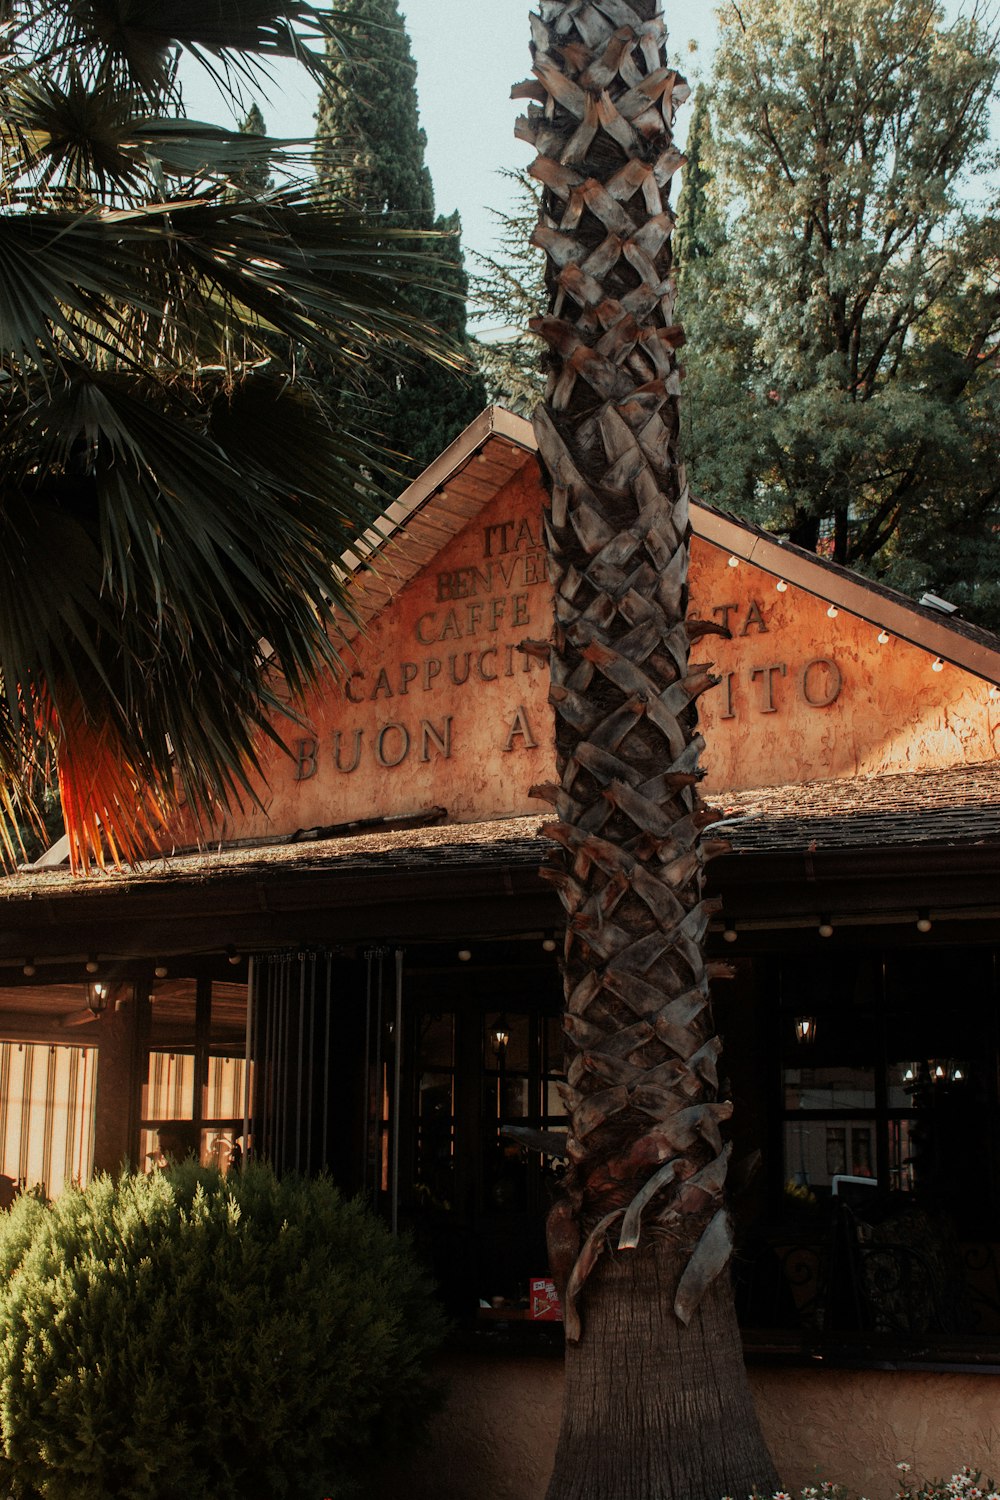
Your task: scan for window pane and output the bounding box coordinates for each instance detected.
[142,1052,194,1121]
[484,1012,530,1071]
[784,1066,876,1110]
[148,977,197,1048]
[784,1118,879,1195]
[416,1014,454,1070]
[202,1055,252,1121]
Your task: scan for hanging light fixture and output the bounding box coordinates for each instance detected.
[818,915,834,938]
[457,948,472,963]
[794,1016,818,1044]
[931,657,944,672]
[727,554,740,569]
[776,579,788,593]
[722,923,738,944]
[22,958,35,978]
[541,931,558,953]
[916,910,932,933]
[490,1015,510,1055]
[827,604,839,619]
[877,629,890,645]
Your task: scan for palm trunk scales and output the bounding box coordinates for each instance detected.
[517,2,779,1495]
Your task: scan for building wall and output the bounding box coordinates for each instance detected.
[372,1355,1000,1499]
[196,470,999,847]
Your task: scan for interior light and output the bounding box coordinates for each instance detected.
[457,948,472,963]
[827,605,839,619]
[723,925,738,944]
[22,959,35,978]
[776,579,788,593]
[490,1016,510,1055]
[727,554,740,568]
[794,1016,818,1044]
[877,630,890,645]
[916,910,932,933]
[154,964,169,979]
[85,956,100,975]
[818,916,834,938]
[541,931,558,953]
[932,657,944,672]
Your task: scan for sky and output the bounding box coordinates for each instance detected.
[181,1,721,264]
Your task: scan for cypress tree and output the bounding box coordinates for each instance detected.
[315,0,485,479]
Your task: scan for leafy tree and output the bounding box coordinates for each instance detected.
[470,170,547,413]
[314,0,485,478]
[678,0,1000,622]
[0,0,452,873]
[521,2,779,1496]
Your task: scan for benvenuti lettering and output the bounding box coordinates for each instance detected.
[437,550,545,601]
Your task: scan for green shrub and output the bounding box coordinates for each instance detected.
[0,1165,445,1500]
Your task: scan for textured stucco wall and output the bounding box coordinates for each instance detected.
[372,1356,1000,1499]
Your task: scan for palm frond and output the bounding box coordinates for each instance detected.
[0,193,463,379]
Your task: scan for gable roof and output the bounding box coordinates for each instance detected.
[346,406,1000,686]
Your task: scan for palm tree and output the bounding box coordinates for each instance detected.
[0,0,452,871]
[518,2,780,1495]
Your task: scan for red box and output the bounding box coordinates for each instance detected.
[529,1277,562,1322]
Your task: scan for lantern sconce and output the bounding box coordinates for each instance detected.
[490,1016,510,1056]
[795,1016,818,1045]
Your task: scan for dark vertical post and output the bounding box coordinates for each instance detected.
[92,984,148,1174]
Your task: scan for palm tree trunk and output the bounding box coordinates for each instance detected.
[516,2,779,1494]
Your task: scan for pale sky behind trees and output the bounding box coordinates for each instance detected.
[180,1,720,262]
[181,0,987,286]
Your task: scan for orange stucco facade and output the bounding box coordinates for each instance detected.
[214,462,999,844]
